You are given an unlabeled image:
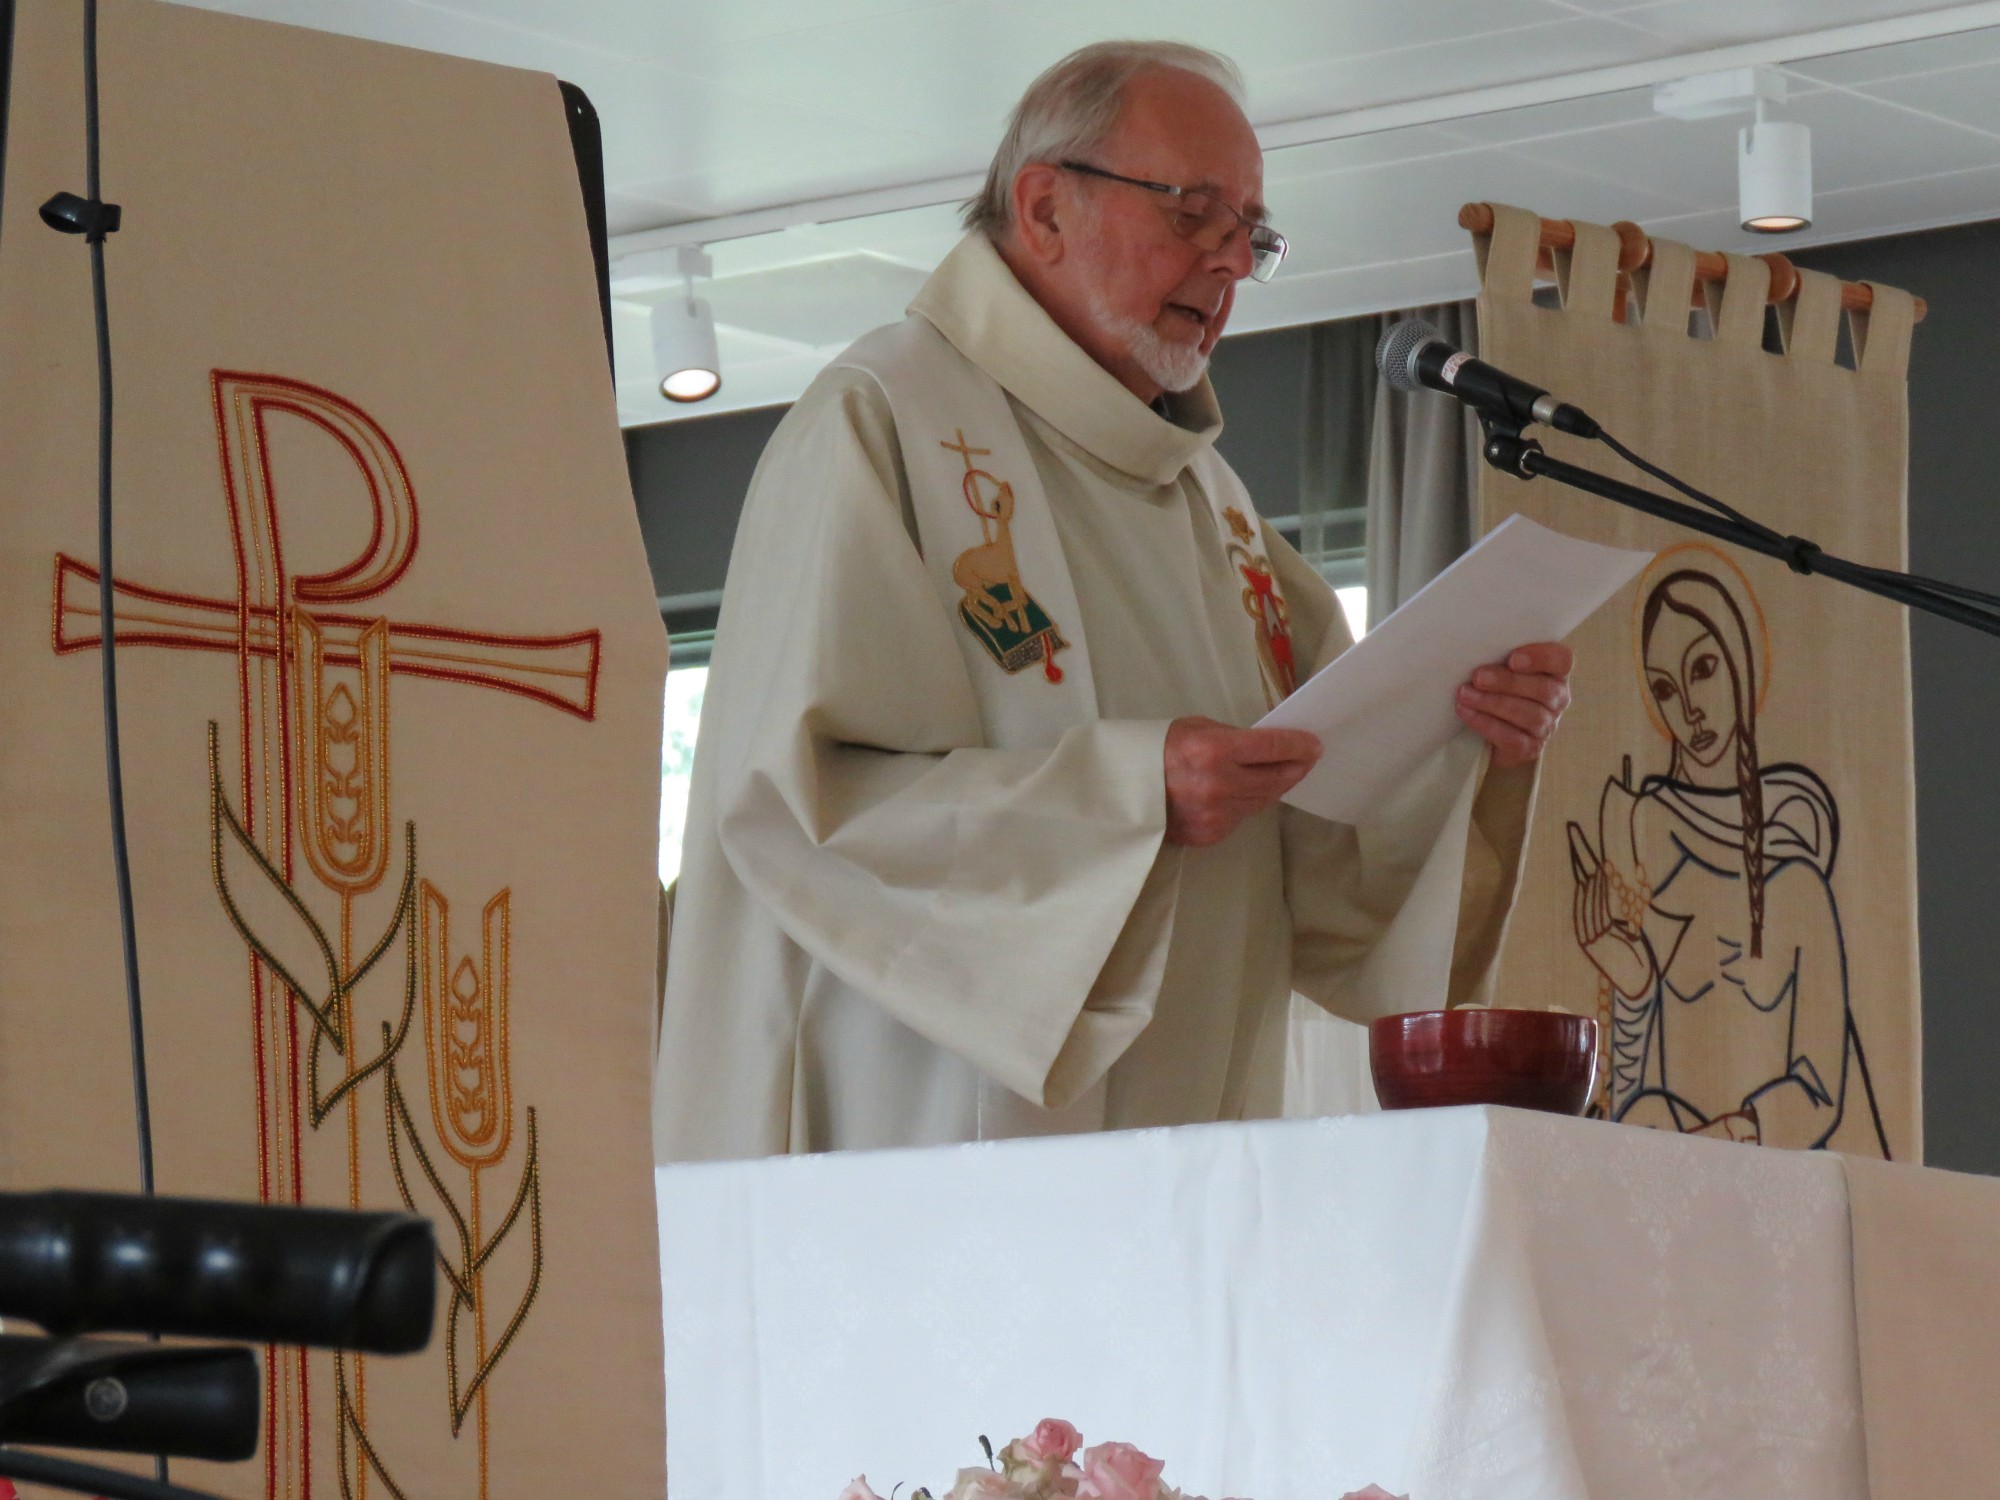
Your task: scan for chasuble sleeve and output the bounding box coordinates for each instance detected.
[695,369,1178,1108]
[1263,530,1536,1017]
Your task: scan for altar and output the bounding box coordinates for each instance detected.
[657,1107,2000,1500]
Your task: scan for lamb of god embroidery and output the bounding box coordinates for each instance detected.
[941,429,1070,683]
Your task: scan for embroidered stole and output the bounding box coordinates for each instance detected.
[837,315,1296,749]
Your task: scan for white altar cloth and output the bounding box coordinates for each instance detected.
[658,1107,1885,1499]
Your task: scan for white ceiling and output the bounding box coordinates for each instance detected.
[174,0,2000,424]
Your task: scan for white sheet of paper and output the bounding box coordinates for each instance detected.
[1262,514,1653,824]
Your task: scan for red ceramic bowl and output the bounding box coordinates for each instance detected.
[1369,1009,1598,1115]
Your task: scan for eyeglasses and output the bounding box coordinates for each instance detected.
[1059,160,1289,283]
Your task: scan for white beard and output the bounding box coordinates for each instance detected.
[1085,290,1210,393]
[1122,316,1211,393]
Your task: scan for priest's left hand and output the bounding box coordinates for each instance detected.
[1455,642,1573,769]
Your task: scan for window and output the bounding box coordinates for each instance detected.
[1335,586,1368,641]
[659,665,707,885]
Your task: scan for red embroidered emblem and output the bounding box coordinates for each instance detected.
[1230,543,1297,704]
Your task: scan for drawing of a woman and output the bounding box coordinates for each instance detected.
[1567,549,1888,1154]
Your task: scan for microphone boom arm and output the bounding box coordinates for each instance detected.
[1478,416,2000,640]
[0,1446,228,1500]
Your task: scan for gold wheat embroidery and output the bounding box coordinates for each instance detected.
[208,720,545,1500]
[416,881,539,1495]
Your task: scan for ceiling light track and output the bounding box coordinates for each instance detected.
[609,2,2000,263]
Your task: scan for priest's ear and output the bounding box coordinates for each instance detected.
[1009,162,1073,266]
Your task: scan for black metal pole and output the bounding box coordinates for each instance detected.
[1480,427,2000,641]
[0,1447,223,1500]
[76,0,157,1202]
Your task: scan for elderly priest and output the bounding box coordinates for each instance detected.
[657,41,1573,1159]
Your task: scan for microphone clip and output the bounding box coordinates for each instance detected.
[39,191,123,243]
[1477,411,1543,480]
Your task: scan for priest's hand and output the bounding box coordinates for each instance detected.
[1455,642,1573,769]
[1163,717,1323,848]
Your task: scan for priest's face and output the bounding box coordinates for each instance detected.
[1014,68,1265,402]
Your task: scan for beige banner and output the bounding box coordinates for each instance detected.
[0,2,667,1497]
[1474,204,1919,1160]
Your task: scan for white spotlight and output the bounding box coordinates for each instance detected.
[1739,104,1811,234]
[653,245,721,403]
[653,298,721,402]
[1656,69,1812,236]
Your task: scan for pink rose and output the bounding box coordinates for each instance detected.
[1339,1489,1408,1500]
[838,1479,887,1500]
[999,1419,1086,1494]
[1076,1442,1166,1500]
[1021,1419,1084,1464]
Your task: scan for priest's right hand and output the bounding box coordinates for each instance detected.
[1163,717,1323,847]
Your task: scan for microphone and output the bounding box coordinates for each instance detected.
[1375,319,1600,439]
[0,1335,259,1461]
[0,1191,436,1354]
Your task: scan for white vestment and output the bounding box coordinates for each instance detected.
[656,233,1534,1161]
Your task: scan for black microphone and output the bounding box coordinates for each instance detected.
[0,1191,436,1354]
[0,1335,259,1461]
[1375,319,1600,439]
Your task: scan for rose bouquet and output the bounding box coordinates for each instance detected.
[838,1420,1406,1500]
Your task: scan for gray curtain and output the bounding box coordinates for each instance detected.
[1362,300,1482,626]
[1297,317,1377,581]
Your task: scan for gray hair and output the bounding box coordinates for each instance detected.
[963,41,1246,237]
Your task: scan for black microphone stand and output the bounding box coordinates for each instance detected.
[1476,414,2000,639]
[0,1447,224,1500]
